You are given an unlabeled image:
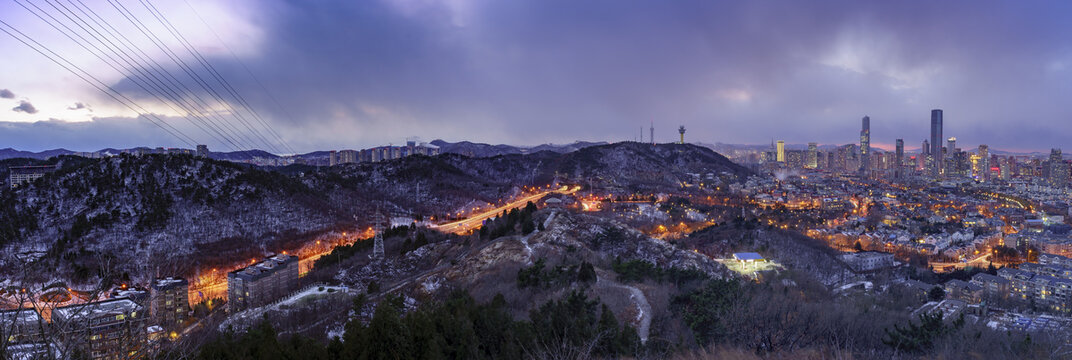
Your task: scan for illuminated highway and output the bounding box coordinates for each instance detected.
[185,186,579,304]
[930,253,995,272]
[433,185,580,234]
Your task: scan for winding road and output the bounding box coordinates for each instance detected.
[433,186,579,234]
[596,276,652,343]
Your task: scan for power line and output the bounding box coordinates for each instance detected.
[5,0,298,154]
[107,0,284,154]
[0,19,197,147]
[100,0,274,152]
[63,0,264,152]
[182,0,298,155]
[140,0,296,155]
[34,0,248,151]
[53,0,260,152]
[13,0,245,151]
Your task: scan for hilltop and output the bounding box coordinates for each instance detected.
[0,142,749,284]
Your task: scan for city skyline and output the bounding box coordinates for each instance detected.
[6,2,1072,359]
[2,1,1072,152]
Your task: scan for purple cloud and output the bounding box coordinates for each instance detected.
[7,0,1072,153]
[12,100,38,114]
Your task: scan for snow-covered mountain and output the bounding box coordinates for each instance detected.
[0,143,749,283]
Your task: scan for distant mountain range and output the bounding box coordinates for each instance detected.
[429,139,607,157]
[0,140,610,163]
[0,148,78,160]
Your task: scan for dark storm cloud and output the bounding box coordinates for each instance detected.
[194,0,1072,151]
[33,0,1072,152]
[12,100,38,114]
[0,89,13,99]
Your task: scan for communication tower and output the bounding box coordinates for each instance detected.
[650,121,655,145]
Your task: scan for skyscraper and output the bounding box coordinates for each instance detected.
[930,109,943,177]
[786,150,805,169]
[860,116,870,173]
[947,137,958,177]
[977,144,989,182]
[895,139,904,178]
[1000,156,1014,180]
[921,139,929,169]
[806,142,818,169]
[776,140,785,163]
[1048,148,1068,188]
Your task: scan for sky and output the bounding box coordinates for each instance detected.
[1,0,1072,154]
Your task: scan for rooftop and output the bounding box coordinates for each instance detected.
[9,165,56,174]
[152,277,188,290]
[839,251,894,260]
[230,254,298,280]
[971,272,1010,284]
[733,252,765,261]
[53,297,141,321]
[0,308,41,323]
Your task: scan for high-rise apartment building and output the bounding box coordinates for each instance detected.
[999,157,1012,180]
[895,139,904,178]
[776,140,785,163]
[150,277,189,329]
[227,254,300,313]
[977,145,990,182]
[806,142,818,169]
[0,308,42,345]
[1048,149,1068,188]
[921,139,930,172]
[338,150,358,164]
[7,165,55,189]
[951,150,970,178]
[786,150,805,169]
[53,298,147,360]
